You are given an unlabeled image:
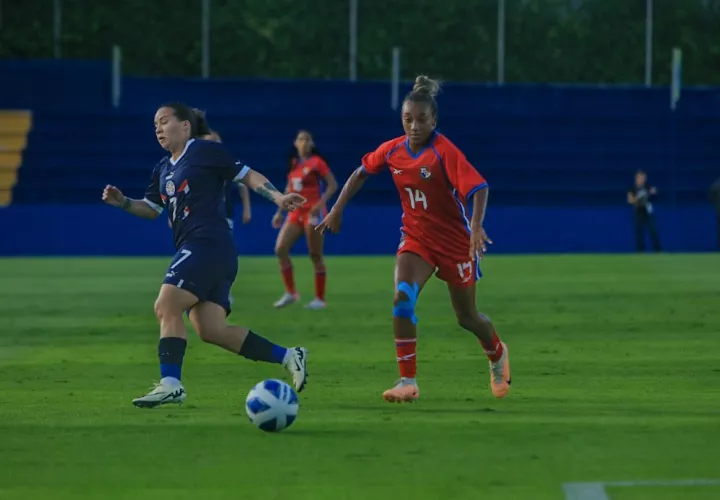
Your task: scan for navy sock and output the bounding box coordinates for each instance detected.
[238,331,288,364]
[158,337,187,381]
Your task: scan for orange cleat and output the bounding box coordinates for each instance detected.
[382,379,419,403]
[489,342,511,398]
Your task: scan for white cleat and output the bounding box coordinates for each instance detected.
[274,292,299,308]
[132,377,186,408]
[305,298,326,310]
[383,378,420,403]
[283,347,309,392]
[489,342,511,399]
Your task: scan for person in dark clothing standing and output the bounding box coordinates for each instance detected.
[627,170,661,252]
[710,177,720,251]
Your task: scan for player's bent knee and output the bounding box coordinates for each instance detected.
[154,297,177,322]
[156,284,198,315]
[195,323,222,345]
[194,320,222,344]
[153,297,163,320]
[154,298,183,322]
[392,290,409,306]
[275,245,290,259]
[393,281,419,324]
[190,304,227,345]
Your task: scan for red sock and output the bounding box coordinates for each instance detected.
[480,331,504,363]
[395,338,417,378]
[280,264,296,294]
[314,266,326,301]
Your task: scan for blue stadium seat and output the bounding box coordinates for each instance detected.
[9,81,720,207]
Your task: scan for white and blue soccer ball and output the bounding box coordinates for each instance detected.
[245,379,299,432]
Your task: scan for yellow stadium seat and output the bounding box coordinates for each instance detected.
[0,110,32,206]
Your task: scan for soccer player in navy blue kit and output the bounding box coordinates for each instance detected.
[192,111,252,229]
[102,102,308,408]
[166,116,252,231]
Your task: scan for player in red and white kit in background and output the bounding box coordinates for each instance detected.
[318,75,511,402]
[273,130,338,310]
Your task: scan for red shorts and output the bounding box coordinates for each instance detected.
[287,207,325,228]
[397,235,481,288]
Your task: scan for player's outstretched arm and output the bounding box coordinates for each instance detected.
[330,166,368,213]
[102,185,161,219]
[316,167,368,234]
[241,169,305,211]
[241,169,285,205]
[271,183,290,228]
[274,183,291,215]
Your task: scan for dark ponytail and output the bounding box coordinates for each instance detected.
[191,108,212,137]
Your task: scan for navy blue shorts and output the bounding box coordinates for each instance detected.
[163,239,238,314]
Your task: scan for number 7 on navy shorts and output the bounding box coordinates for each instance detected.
[163,240,238,313]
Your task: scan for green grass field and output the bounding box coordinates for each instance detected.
[0,254,719,500]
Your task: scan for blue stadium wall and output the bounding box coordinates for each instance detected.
[0,60,718,256]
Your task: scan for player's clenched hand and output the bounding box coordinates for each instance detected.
[271,213,283,229]
[470,226,493,260]
[278,193,306,212]
[102,185,125,207]
[316,209,342,234]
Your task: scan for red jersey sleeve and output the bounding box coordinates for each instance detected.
[441,141,488,203]
[313,156,331,177]
[361,140,396,175]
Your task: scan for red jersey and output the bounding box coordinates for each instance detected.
[361,132,487,258]
[287,154,330,205]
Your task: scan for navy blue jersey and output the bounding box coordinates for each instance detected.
[224,181,235,220]
[143,139,249,248]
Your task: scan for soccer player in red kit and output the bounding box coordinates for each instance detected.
[318,76,511,402]
[273,130,337,310]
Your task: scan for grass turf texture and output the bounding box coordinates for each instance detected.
[0,255,718,500]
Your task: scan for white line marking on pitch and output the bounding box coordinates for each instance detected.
[563,483,610,500]
[563,479,720,500]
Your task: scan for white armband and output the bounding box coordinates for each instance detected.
[142,198,164,213]
[233,165,251,182]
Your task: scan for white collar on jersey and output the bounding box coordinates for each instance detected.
[169,138,196,166]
